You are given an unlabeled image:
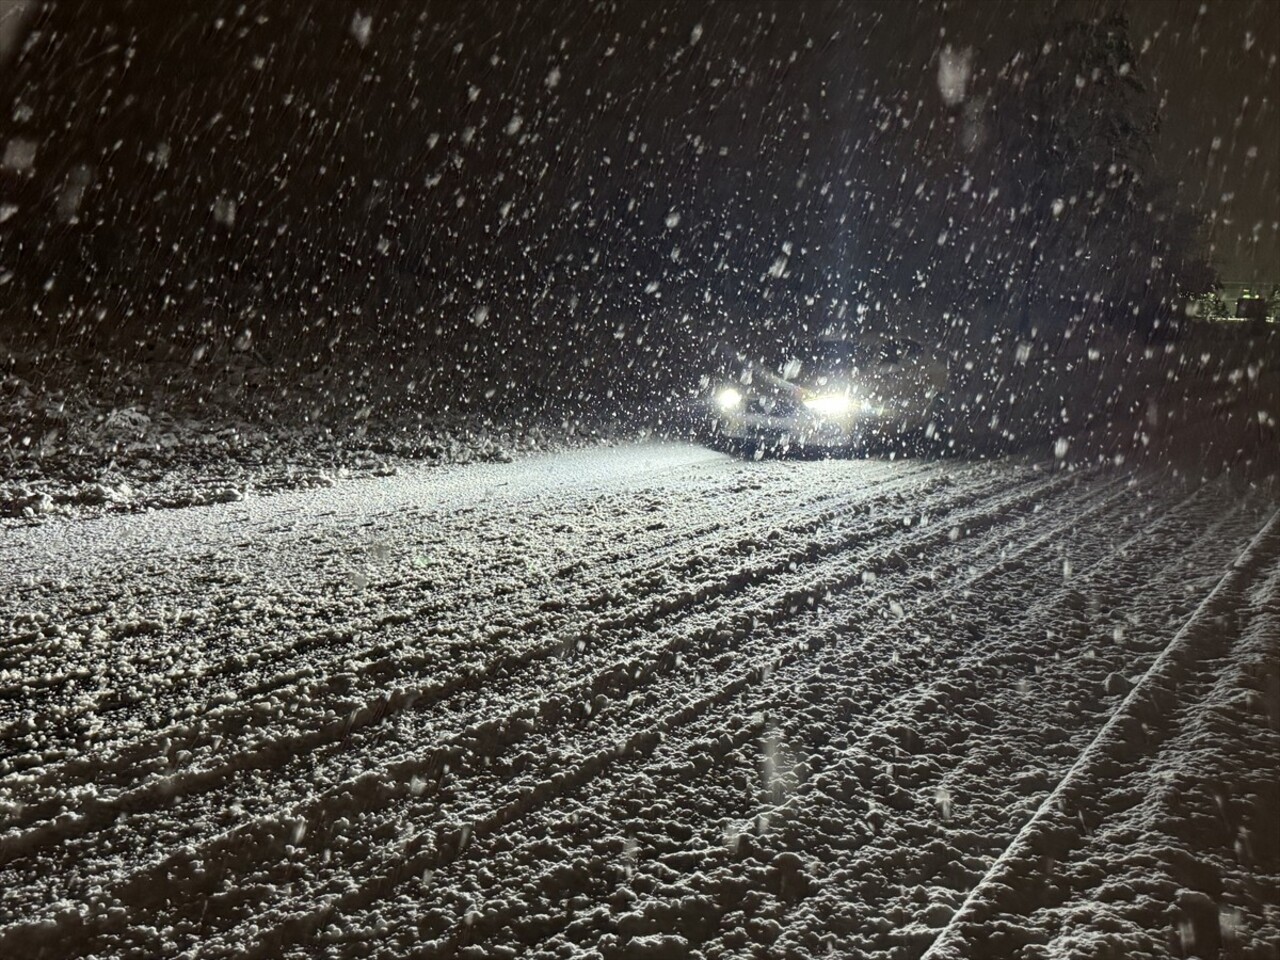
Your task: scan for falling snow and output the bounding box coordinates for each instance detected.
[0,1,1277,957]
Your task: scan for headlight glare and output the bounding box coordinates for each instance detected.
[803,393,854,417]
[715,387,743,410]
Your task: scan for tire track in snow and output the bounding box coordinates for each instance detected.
[0,453,764,716]
[0,465,1070,957]
[919,508,1280,960]
[0,462,966,827]
[0,465,988,916]
[1,462,912,742]
[0,463,952,793]
[404,474,1225,959]
[745,488,1267,958]
[176,471,1137,959]
[355,476,1244,960]
[7,460,1259,960]
[1031,565,1279,958]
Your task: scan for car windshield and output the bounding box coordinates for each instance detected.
[785,339,917,379]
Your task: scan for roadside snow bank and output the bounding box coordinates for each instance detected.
[0,346,641,523]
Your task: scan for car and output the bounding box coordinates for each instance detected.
[706,335,949,453]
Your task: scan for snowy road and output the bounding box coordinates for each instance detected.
[1,442,1277,960]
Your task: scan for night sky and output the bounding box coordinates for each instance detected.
[0,0,1276,386]
[1117,0,1277,283]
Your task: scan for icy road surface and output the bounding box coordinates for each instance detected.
[1,442,1277,960]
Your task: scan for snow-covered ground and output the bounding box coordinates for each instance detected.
[1,441,1276,959]
[0,335,648,522]
[0,385,611,523]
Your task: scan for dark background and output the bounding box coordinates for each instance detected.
[1,0,1276,419]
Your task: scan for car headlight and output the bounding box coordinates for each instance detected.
[714,387,743,410]
[803,393,854,417]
